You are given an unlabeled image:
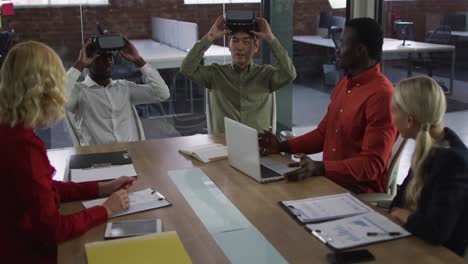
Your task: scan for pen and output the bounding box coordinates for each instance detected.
[151,189,165,200]
[367,232,401,236]
[155,191,165,201]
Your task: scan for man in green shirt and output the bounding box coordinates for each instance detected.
[181,15,296,133]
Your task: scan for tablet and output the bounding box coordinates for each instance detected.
[104,219,162,239]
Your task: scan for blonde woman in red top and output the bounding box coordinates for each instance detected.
[0,41,134,263]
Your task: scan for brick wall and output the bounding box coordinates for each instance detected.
[3,0,259,65]
[3,0,468,64]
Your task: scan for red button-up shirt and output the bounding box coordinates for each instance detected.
[0,124,107,264]
[289,64,397,193]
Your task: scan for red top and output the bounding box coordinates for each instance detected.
[289,64,397,193]
[0,124,108,264]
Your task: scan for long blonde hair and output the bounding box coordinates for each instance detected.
[393,76,446,210]
[0,41,67,128]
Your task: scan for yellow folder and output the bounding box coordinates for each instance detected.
[85,231,192,264]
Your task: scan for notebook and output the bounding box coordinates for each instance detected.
[280,193,373,224]
[306,212,411,250]
[85,231,192,264]
[179,143,228,163]
[82,188,171,218]
[69,151,136,183]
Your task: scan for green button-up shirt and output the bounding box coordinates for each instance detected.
[181,35,296,133]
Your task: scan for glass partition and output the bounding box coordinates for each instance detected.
[4,0,262,148]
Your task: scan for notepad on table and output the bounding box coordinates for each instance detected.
[306,212,411,250]
[69,151,137,183]
[179,143,228,163]
[82,188,171,218]
[85,231,192,264]
[280,193,373,224]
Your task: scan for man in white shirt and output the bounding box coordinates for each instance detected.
[66,37,170,146]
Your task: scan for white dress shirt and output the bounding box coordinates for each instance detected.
[65,64,170,146]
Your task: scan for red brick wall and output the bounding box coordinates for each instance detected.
[3,0,260,65]
[294,0,345,35]
[3,0,468,64]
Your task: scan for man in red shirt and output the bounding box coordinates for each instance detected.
[260,17,397,193]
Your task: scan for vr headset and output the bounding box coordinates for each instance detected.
[86,34,125,57]
[224,10,259,33]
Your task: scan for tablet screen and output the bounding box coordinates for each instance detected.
[106,219,161,238]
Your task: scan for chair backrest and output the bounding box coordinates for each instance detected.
[270,92,277,134]
[132,105,146,141]
[427,26,452,45]
[0,31,15,66]
[64,111,82,147]
[205,90,213,133]
[386,135,408,196]
[330,26,343,49]
[442,13,466,31]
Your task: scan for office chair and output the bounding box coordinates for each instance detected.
[64,111,82,147]
[0,30,15,66]
[357,136,408,210]
[408,26,451,79]
[442,13,466,31]
[330,26,343,50]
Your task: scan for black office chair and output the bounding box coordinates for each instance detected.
[408,26,451,88]
[330,26,343,50]
[442,14,466,31]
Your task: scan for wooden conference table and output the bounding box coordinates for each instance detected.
[52,134,464,264]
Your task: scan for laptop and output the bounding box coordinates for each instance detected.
[224,117,293,183]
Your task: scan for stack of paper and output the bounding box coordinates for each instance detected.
[85,231,192,264]
[179,143,228,163]
[280,193,373,223]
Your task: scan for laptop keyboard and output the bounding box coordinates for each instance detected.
[261,165,280,178]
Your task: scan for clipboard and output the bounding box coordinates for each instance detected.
[279,193,373,224]
[305,212,411,250]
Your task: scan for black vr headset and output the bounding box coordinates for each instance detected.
[224,10,259,33]
[86,34,125,57]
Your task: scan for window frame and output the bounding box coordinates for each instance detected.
[184,0,261,5]
[10,0,109,8]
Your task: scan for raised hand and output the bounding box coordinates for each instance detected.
[250,17,275,43]
[207,15,230,42]
[120,36,145,67]
[73,38,98,71]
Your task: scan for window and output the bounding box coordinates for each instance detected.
[184,0,260,4]
[11,0,108,7]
